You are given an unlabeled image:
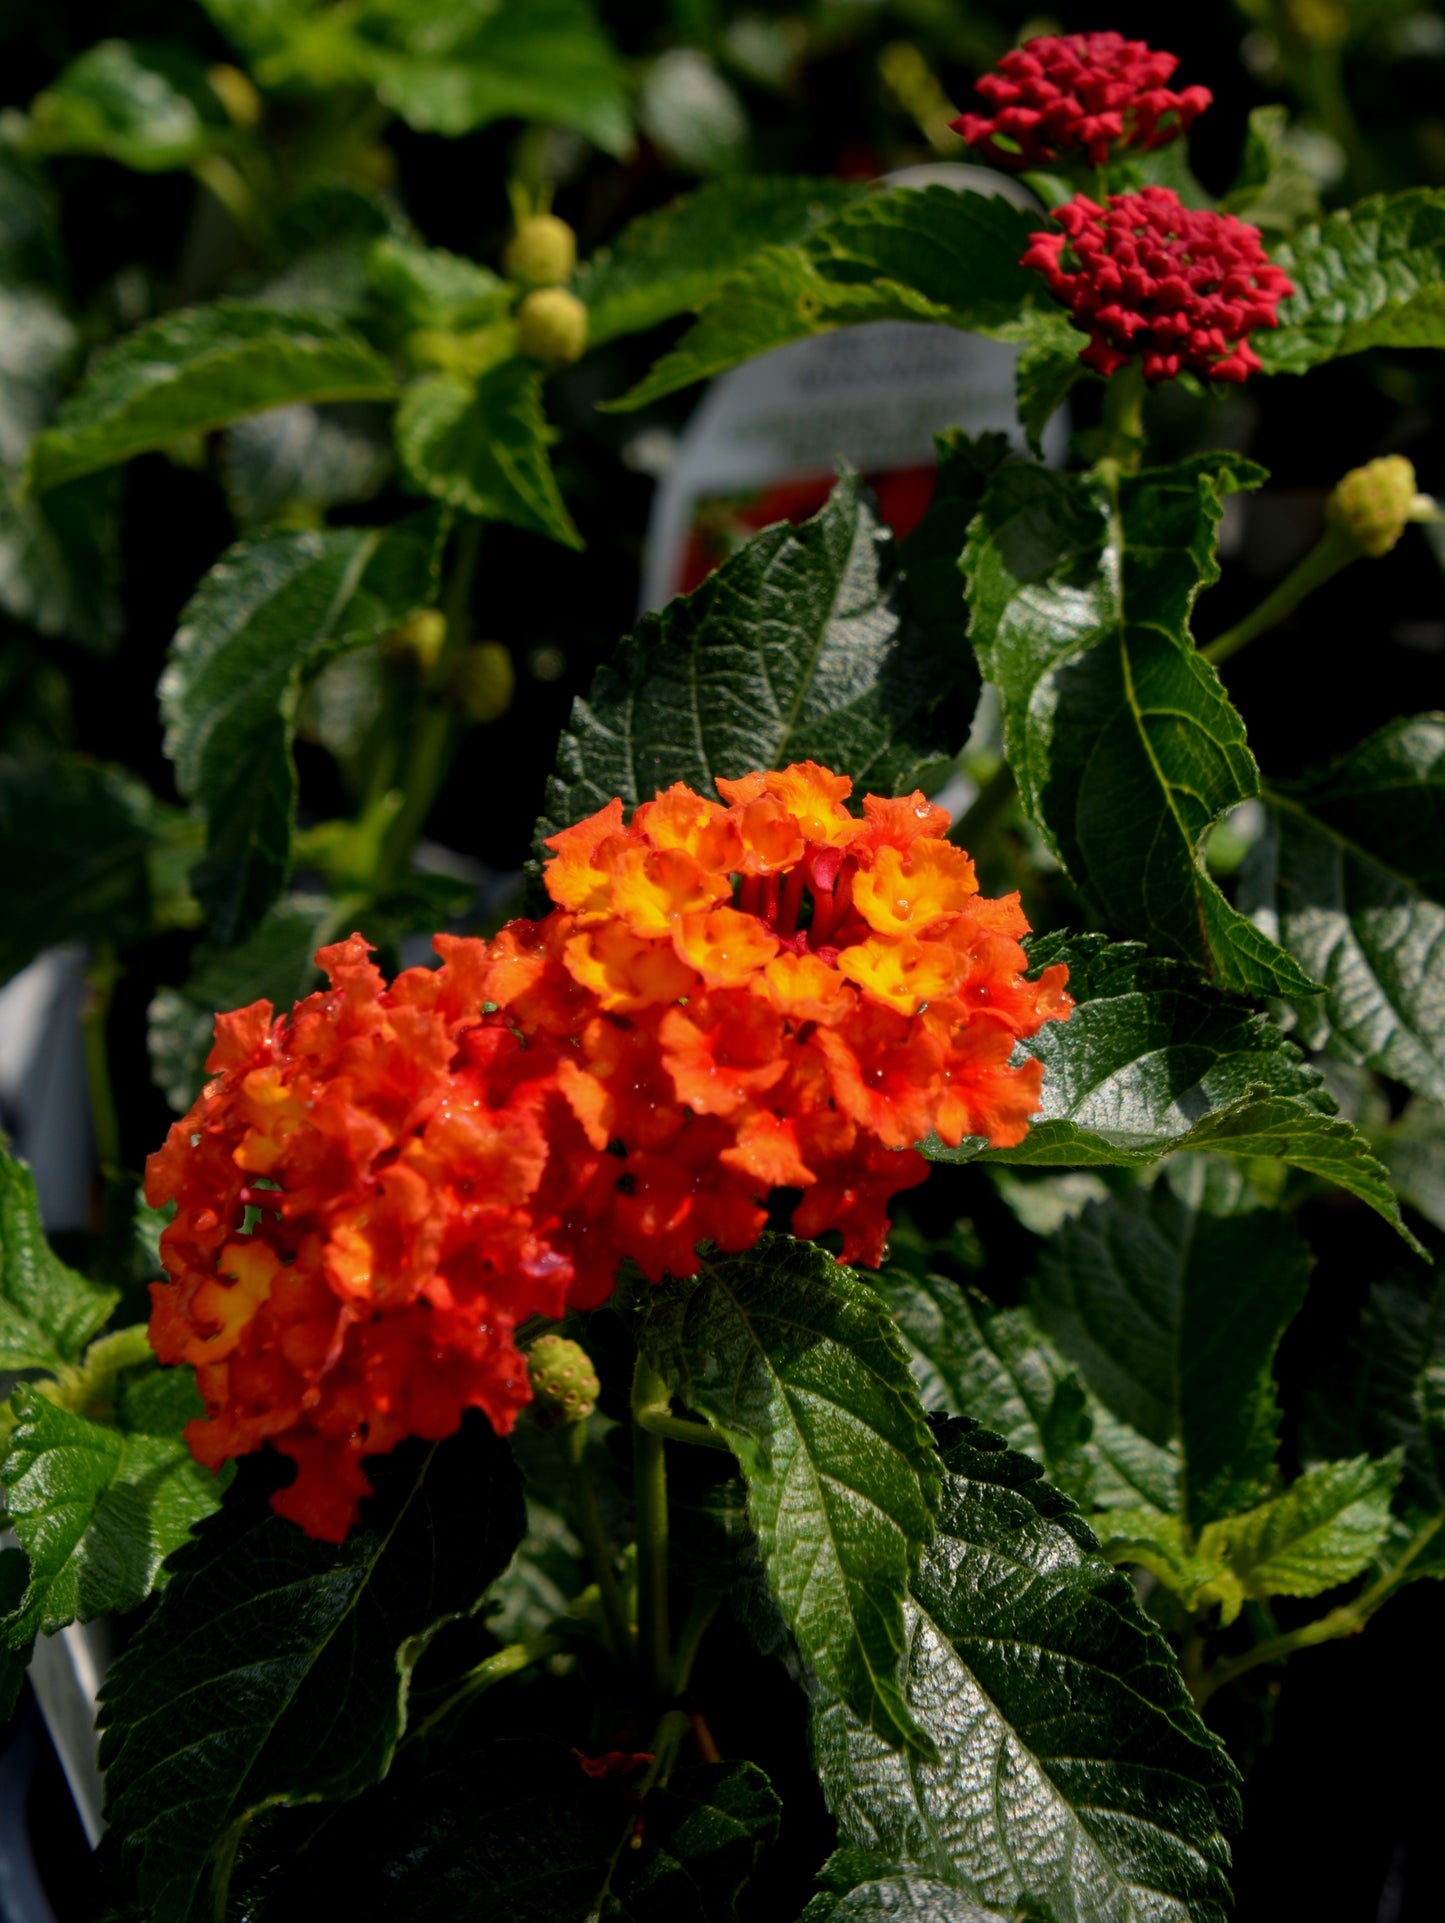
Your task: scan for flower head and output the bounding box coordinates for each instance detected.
[953,32,1211,171]
[1023,187,1294,383]
[148,764,1068,1539]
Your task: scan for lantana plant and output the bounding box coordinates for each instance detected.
[2,18,1445,1923]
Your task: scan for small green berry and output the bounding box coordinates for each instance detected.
[1326,455,1423,558]
[504,213,578,289]
[526,1333,600,1426]
[382,608,447,679]
[441,642,515,723]
[516,287,589,368]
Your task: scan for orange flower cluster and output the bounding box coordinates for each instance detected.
[147,764,1068,1538]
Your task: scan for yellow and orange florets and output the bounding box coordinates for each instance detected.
[146,764,1068,1538]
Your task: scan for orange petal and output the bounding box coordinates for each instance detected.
[838,935,963,1014]
[853,840,978,935]
[563,922,695,1012]
[543,797,628,912]
[760,950,856,1025]
[610,843,731,935]
[764,762,858,845]
[672,906,780,986]
[860,790,952,850]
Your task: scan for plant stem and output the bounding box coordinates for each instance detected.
[633,1406,731,1452]
[374,518,484,890]
[81,946,122,1178]
[631,1353,673,1702]
[1195,1510,1445,1707]
[568,1421,632,1662]
[948,761,1016,853]
[404,1634,563,1747]
[1097,359,1147,472]
[670,1593,720,1697]
[1202,523,1357,666]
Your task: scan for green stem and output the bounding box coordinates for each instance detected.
[633,1406,731,1452]
[568,1421,632,1662]
[404,1634,563,1748]
[374,519,484,890]
[632,1353,672,1701]
[948,761,1016,853]
[1202,523,1358,667]
[1195,1510,1445,1707]
[190,154,271,252]
[670,1593,720,1697]
[81,947,122,1177]
[1097,359,1147,472]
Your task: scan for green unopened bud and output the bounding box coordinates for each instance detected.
[383,607,447,678]
[516,287,588,368]
[442,641,515,722]
[526,1334,600,1426]
[504,213,578,289]
[1326,455,1431,558]
[208,63,263,129]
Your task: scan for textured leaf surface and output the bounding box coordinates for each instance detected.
[98,1421,525,1923]
[1260,189,1445,374]
[801,1853,1008,1922]
[877,1269,1092,1501]
[0,472,123,651]
[1199,1455,1400,1600]
[29,39,232,172]
[1385,1098,1445,1233]
[0,752,160,984]
[964,455,1311,995]
[0,1150,118,1373]
[0,1385,222,1649]
[637,1236,942,1758]
[539,471,959,848]
[578,177,860,348]
[160,511,443,939]
[1029,1158,1312,1529]
[396,361,581,548]
[612,186,1054,409]
[812,1422,1239,1923]
[1242,715,1445,1103]
[27,304,394,493]
[927,935,1415,1243]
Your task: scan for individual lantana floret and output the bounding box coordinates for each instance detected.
[147,764,1068,1540]
[953,32,1211,171]
[1022,187,1295,383]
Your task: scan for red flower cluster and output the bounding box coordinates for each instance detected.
[147,765,1069,1538]
[953,32,1210,170]
[1022,187,1295,382]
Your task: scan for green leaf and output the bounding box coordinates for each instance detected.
[1335,1271,1445,1520]
[295,0,631,155]
[1241,715,1445,1104]
[160,511,444,940]
[1219,105,1321,237]
[220,402,393,528]
[0,286,78,467]
[875,1269,1093,1502]
[367,235,510,332]
[97,1419,526,1923]
[924,934,1416,1247]
[0,752,164,985]
[964,454,1313,997]
[895,430,1007,691]
[0,148,65,290]
[0,472,123,651]
[1090,1509,1238,1616]
[27,304,395,494]
[1029,1157,1312,1530]
[801,1855,1009,1923]
[396,361,581,549]
[147,897,338,1112]
[28,40,233,173]
[610,186,1054,410]
[577,176,860,349]
[259,185,412,322]
[1384,1098,1445,1234]
[1013,308,1085,451]
[811,1421,1239,1923]
[538,470,960,850]
[1260,189,1445,374]
[636,1235,943,1759]
[1198,1455,1402,1601]
[609,1760,782,1921]
[0,1149,119,1374]
[0,1386,222,1649]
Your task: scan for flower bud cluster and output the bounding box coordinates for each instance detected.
[953,32,1210,170]
[146,763,1068,1539]
[1022,187,1295,383]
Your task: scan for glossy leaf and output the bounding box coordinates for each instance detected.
[147,897,336,1112]
[396,361,581,549]
[1219,105,1321,237]
[925,935,1415,1245]
[1260,189,1445,375]
[1029,1157,1313,1529]
[811,1421,1239,1923]
[367,236,510,332]
[636,1236,943,1759]
[28,40,232,173]
[0,1384,223,1651]
[578,176,860,348]
[1090,1509,1237,1616]
[0,1150,118,1374]
[1241,715,1445,1104]
[538,470,960,849]
[159,511,444,939]
[98,1420,526,1923]
[876,1269,1093,1502]
[1198,1455,1401,1601]
[801,1854,1008,1922]
[964,454,1313,996]
[611,186,1054,410]
[27,304,395,494]
[0,753,161,984]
